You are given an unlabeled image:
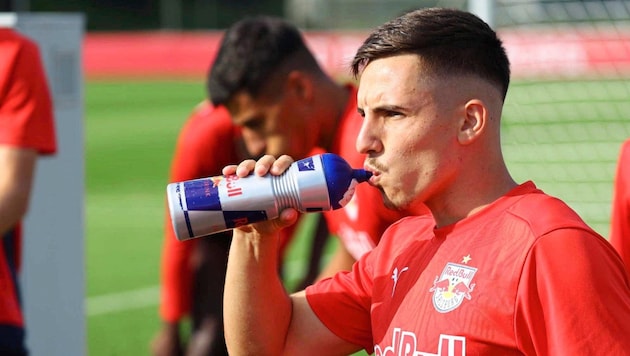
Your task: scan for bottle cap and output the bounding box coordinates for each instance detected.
[321,153,372,209]
[352,168,372,183]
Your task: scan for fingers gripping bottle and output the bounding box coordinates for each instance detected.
[166,153,372,241]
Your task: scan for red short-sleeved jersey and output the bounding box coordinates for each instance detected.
[324,85,409,259]
[0,29,56,154]
[0,29,57,328]
[307,182,630,355]
[610,139,630,276]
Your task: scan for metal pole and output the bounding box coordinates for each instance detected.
[160,0,182,29]
[468,0,496,28]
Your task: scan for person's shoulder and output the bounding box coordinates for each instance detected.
[0,28,38,53]
[180,102,234,137]
[0,28,27,43]
[174,101,237,155]
[620,138,630,158]
[506,183,593,237]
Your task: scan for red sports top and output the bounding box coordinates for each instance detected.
[0,29,57,327]
[307,182,630,355]
[610,138,630,276]
[324,85,408,259]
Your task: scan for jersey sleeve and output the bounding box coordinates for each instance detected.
[610,139,630,276]
[514,228,630,354]
[0,30,56,154]
[305,245,376,352]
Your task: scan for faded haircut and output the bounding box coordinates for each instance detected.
[351,8,511,100]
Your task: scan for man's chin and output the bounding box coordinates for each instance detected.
[382,195,401,211]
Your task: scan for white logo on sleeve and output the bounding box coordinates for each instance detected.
[391,266,409,296]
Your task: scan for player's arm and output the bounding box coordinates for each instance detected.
[0,145,37,236]
[223,155,361,355]
[0,34,54,237]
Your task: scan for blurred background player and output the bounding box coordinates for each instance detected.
[610,138,630,275]
[0,27,57,355]
[207,15,410,277]
[151,100,328,355]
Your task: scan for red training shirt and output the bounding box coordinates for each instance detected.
[307,182,630,355]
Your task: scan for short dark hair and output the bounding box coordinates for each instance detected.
[207,16,317,106]
[352,8,511,99]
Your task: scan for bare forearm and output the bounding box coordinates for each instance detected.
[224,228,292,355]
[0,147,36,236]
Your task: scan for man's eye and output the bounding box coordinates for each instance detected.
[245,120,264,130]
[385,110,402,118]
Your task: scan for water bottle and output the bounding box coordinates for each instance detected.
[166,153,372,241]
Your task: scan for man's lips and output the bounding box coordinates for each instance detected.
[363,163,382,186]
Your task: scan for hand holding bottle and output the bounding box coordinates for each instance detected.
[222,154,299,236]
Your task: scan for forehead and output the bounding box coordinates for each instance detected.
[226,91,271,125]
[357,54,432,107]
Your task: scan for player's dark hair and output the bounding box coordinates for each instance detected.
[351,8,511,100]
[207,16,319,106]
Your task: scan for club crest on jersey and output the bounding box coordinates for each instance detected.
[429,262,477,313]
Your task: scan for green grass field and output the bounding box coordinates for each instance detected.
[85,78,630,355]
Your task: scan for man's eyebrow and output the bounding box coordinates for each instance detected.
[374,104,405,112]
[360,104,406,114]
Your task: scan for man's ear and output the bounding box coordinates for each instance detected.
[458,99,486,145]
[286,71,313,102]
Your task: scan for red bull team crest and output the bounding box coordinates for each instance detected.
[429,262,477,313]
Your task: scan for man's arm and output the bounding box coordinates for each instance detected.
[0,146,37,236]
[222,155,362,355]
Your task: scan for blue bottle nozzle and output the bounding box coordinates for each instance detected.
[352,169,372,183]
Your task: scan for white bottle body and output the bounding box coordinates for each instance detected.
[167,154,368,241]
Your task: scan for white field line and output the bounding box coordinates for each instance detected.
[86,285,160,317]
[86,260,305,317]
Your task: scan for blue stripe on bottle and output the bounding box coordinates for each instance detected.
[183,211,194,239]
